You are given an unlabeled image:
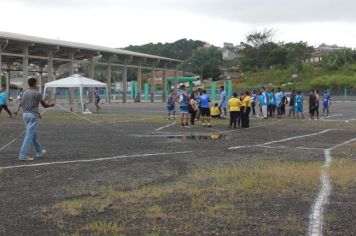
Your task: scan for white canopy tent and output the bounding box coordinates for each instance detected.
[44,74,108,113]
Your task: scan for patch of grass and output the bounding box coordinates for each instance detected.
[329,146,356,183]
[81,221,124,235]
[47,160,321,235]
[54,196,113,217]
[330,159,356,190]
[146,205,164,219]
[324,214,337,225]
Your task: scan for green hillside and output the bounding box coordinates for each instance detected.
[233,62,356,90]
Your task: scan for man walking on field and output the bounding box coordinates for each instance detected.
[18,78,54,161]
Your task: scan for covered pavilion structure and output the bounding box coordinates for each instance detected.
[0,31,182,103]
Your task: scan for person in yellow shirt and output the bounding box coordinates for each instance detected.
[228,92,242,128]
[210,103,221,118]
[241,91,252,128]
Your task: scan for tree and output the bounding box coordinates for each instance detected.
[240,29,277,70]
[322,49,356,70]
[184,47,223,81]
[283,42,312,73]
[125,39,205,60]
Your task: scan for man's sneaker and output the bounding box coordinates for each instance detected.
[36,149,47,158]
[207,125,213,128]
[19,156,34,161]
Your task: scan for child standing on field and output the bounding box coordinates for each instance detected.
[167,90,176,120]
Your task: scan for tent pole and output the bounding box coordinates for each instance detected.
[79,86,84,113]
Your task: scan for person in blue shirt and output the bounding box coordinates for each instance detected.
[322,91,332,117]
[294,91,305,119]
[178,85,190,127]
[258,87,268,119]
[275,87,284,117]
[251,90,257,116]
[196,88,202,120]
[0,87,14,118]
[219,86,227,117]
[198,89,212,127]
[94,87,101,112]
[257,91,264,118]
[267,88,276,118]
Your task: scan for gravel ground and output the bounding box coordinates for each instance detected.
[0,101,355,236]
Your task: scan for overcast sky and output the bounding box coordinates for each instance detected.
[0,0,355,48]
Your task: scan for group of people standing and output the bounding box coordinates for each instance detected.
[166,85,252,129]
[257,87,332,120]
[166,85,333,129]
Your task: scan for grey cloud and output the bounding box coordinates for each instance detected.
[8,0,356,23]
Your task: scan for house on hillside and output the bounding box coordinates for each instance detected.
[305,43,347,63]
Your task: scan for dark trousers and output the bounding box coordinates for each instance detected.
[229,111,239,128]
[251,102,256,115]
[315,104,319,118]
[237,111,241,127]
[241,107,251,128]
[189,110,197,125]
[0,104,13,116]
[268,104,276,117]
[197,107,201,119]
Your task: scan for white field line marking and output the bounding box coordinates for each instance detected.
[155,121,176,131]
[258,145,324,151]
[0,109,49,152]
[308,138,356,236]
[55,105,98,124]
[321,114,343,120]
[228,129,336,150]
[2,151,193,169]
[334,101,356,103]
[345,118,356,123]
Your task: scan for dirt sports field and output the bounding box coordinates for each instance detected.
[0,101,355,236]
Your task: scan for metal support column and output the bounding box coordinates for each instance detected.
[162,63,167,102]
[38,67,43,93]
[0,46,2,87]
[136,60,142,102]
[23,46,29,89]
[48,50,54,81]
[122,58,128,103]
[173,67,178,95]
[47,50,54,102]
[88,56,95,103]
[69,52,74,105]
[106,63,112,103]
[150,66,155,103]
[5,64,10,102]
